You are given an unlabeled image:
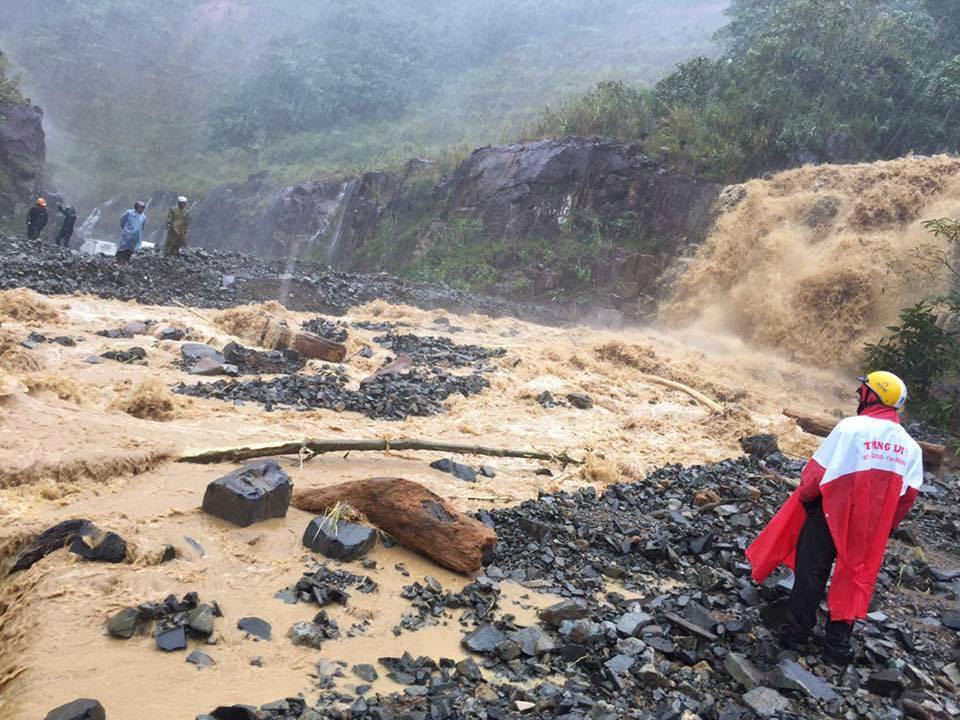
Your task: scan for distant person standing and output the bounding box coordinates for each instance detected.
[26,197,48,240]
[55,202,77,248]
[164,196,190,256]
[116,201,147,265]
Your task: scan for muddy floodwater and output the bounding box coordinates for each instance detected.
[0,290,848,718]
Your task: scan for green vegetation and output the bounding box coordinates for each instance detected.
[0,51,26,106]
[865,218,960,430]
[530,0,960,180]
[0,0,724,201]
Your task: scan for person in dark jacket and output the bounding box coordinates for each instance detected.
[27,197,48,240]
[55,203,77,248]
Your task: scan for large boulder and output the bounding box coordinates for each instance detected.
[302,516,377,561]
[69,521,127,563]
[201,461,293,527]
[44,699,105,720]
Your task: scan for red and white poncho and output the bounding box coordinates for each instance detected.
[746,405,924,621]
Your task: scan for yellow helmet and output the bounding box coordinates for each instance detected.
[858,371,908,410]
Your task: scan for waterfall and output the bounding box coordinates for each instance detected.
[77,205,103,240]
[325,178,359,268]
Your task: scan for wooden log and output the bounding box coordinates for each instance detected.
[782,407,946,469]
[292,478,497,574]
[178,438,579,466]
[263,317,346,362]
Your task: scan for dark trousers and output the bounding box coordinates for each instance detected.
[56,233,72,248]
[782,503,854,653]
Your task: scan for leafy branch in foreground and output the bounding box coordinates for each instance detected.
[865,218,960,430]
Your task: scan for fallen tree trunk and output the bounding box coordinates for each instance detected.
[178,438,579,466]
[263,317,346,363]
[292,478,497,574]
[783,407,946,469]
[639,374,722,413]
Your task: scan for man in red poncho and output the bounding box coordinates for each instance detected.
[746,371,923,664]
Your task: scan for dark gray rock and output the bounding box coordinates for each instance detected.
[739,434,780,459]
[353,663,379,682]
[496,639,522,661]
[615,611,653,638]
[770,659,838,701]
[43,698,105,720]
[186,650,216,668]
[942,611,960,630]
[510,626,555,657]
[156,626,187,652]
[159,326,185,341]
[209,706,259,720]
[237,617,272,641]
[462,624,508,654]
[604,654,635,676]
[537,390,556,408]
[430,458,478,482]
[681,601,717,631]
[865,668,907,697]
[187,605,215,636]
[107,607,143,639]
[456,657,483,681]
[181,343,225,365]
[302,516,376,561]
[189,356,238,376]
[931,567,960,582]
[724,653,766,691]
[741,687,790,718]
[288,620,326,649]
[539,599,589,627]
[69,521,127,563]
[201,461,292,528]
[567,393,593,410]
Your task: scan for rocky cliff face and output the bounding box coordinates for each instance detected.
[0,102,45,217]
[435,138,718,244]
[81,138,720,316]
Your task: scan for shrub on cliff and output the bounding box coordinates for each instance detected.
[0,51,26,106]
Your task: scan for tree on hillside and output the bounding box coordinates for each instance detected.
[535,0,960,180]
[0,51,26,106]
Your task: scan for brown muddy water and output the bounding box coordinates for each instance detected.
[0,289,849,718]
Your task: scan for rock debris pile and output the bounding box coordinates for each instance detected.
[176,367,489,419]
[0,234,559,321]
[106,591,221,656]
[302,318,349,343]
[175,338,496,420]
[373,333,506,368]
[195,454,960,720]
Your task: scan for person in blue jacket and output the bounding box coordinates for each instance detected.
[117,201,147,264]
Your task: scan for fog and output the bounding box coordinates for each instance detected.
[0,0,727,203]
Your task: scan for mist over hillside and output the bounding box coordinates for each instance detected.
[0,0,728,201]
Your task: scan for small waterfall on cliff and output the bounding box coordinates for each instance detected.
[77,198,119,239]
[325,179,359,268]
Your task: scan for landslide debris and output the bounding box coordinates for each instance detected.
[0,234,559,322]
[182,454,959,720]
[175,367,490,420]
